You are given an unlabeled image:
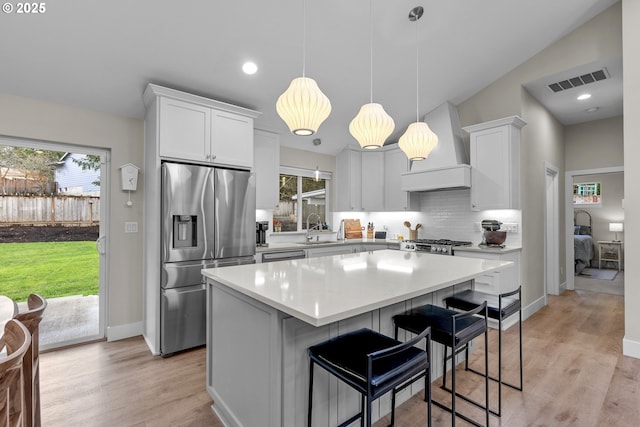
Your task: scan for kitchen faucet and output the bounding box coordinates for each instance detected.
[306,213,322,241]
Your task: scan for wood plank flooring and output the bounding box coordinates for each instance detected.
[40,290,640,427]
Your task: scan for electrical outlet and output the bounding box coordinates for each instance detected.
[501,223,519,233]
[125,222,138,233]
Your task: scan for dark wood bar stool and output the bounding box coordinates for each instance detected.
[308,326,432,427]
[444,287,523,417]
[0,319,31,427]
[393,302,489,427]
[14,294,47,427]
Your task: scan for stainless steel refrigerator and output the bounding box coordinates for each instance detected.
[161,162,255,356]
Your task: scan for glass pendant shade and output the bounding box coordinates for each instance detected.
[349,103,395,149]
[276,76,332,136]
[398,121,438,161]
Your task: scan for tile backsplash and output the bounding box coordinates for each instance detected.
[332,188,522,247]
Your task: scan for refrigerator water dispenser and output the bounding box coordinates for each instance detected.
[173,215,197,248]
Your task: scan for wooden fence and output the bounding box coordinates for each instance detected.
[0,195,100,225]
[0,177,57,195]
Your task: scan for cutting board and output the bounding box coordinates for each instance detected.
[343,219,363,239]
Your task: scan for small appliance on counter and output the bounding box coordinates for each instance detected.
[480,219,507,248]
[256,221,269,247]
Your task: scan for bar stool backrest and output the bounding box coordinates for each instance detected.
[0,319,31,427]
[14,294,47,427]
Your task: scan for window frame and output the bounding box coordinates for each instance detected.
[277,166,332,232]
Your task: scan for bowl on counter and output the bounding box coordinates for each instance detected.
[483,231,507,245]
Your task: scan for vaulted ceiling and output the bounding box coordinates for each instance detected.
[0,0,621,155]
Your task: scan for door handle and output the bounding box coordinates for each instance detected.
[95,236,106,255]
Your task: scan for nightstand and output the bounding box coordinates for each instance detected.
[597,241,623,271]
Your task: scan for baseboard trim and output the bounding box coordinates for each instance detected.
[559,280,567,293]
[106,321,143,342]
[623,336,640,360]
[523,295,546,321]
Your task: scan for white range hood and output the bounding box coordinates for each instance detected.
[400,102,471,192]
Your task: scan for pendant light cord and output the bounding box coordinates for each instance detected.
[415,15,419,123]
[302,0,307,77]
[369,0,373,103]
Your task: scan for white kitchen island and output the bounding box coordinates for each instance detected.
[202,249,513,427]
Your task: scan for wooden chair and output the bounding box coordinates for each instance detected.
[14,294,47,427]
[0,319,31,427]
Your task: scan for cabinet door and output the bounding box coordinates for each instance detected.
[384,148,418,211]
[306,246,355,258]
[468,119,522,211]
[470,127,510,210]
[159,97,210,162]
[361,151,384,211]
[254,130,280,209]
[211,110,254,168]
[335,149,362,211]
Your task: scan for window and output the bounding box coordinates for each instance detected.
[274,167,331,232]
[573,182,601,206]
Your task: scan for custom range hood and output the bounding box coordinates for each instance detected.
[400,102,471,192]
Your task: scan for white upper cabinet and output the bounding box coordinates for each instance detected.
[464,116,526,211]
[361,151,384,212]
[336,146,419,213]
[144,84,261,169]
[254,130,280,210]
[158,97,211,162]
[384,148,419,211]
[335,148,362,211]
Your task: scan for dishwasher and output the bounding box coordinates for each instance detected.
[261,249,306,262]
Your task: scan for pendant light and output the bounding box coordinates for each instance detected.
[349,0,395,149]
[276,0,331,136]
[398,6,438,161]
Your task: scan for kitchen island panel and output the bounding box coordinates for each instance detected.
[204,251,513,426]
[207,281,284,427]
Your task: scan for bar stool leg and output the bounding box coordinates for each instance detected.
[308,359,314,427]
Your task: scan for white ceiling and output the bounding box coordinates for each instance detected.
[0,0,621,155]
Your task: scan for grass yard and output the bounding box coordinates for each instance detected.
[0,241,98,302]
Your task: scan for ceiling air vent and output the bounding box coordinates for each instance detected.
[547,68,610,93]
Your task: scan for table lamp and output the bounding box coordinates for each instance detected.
[609,222,623,241]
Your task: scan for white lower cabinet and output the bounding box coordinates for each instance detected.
[305,246,356,258]
[454,250,521,295]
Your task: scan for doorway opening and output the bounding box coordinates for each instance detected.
[0,136,109,350]
[565,166,624,295]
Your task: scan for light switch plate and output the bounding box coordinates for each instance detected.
[125,222,138,233]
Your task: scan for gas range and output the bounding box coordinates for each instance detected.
[399,239,473,255]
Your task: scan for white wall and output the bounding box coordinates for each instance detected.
[622,0,640,358]
[0,93,144,335]
[565,116,624,171]
[457,2,621,309]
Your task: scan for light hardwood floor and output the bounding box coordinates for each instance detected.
[40,290,640,427]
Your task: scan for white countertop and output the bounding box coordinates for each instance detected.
[256,239,399,253]
[455,245,522,254]
[202,249,513,327]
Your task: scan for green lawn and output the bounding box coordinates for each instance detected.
[0,241,99,302]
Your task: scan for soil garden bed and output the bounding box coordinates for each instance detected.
[0,225,99,243]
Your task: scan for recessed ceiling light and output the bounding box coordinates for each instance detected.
[585,107,600,113]
[242,62,258,75]
[577,93,591,101]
